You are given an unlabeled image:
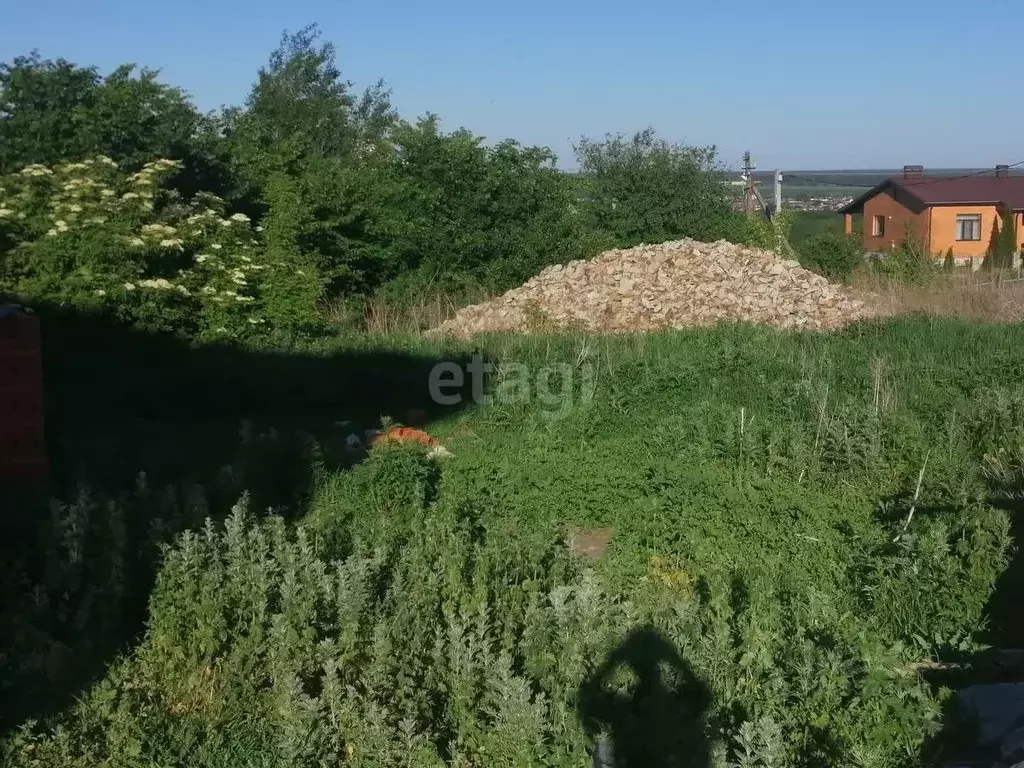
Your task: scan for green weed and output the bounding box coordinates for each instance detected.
[4,318,1024,766]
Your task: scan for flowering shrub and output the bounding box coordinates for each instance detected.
[0,157,322,340]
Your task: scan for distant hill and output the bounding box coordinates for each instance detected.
[718,168,1024,202]
[725,168,1024,190]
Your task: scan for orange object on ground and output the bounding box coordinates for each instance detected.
[370,426,439,448]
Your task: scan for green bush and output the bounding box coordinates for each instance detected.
[0,423,319,728]
[573,127,741,249]
[736,210,794,254]
[3,475,945,768]
[861,503,1009,644]
[0,54,229,196]
[798,231,863,281]
[870,232,938,285]
[388,119,599,292]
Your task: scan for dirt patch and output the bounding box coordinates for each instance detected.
[568,526,613,559]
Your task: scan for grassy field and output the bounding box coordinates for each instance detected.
[788,211,851,247]
[2,314,1024,767]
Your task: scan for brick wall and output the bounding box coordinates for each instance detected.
[861,188,930,253]
[927,205,1001,259]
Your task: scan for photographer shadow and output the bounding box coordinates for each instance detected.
[578,626,713,768]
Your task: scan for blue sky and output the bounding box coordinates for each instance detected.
[3,0,1021,170]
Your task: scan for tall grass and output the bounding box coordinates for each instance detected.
[324,285,493,336]
[854,269,1024,323]
[4,318,1024,766]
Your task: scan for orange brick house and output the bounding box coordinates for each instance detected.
[838,165,1024,264]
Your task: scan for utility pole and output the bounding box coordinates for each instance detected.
[774,170,783,218]
[742,151,757,215]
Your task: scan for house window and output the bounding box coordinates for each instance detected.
[956,214,982,241]
[872,215,886,237]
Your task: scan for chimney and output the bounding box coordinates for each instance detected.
[996,164,1010,178]
[903,165,924,180]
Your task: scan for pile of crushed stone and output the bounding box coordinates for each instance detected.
[430,239,872,337]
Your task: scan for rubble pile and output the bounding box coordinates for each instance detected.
[431,239,872,337]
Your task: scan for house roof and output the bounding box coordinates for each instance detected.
[838,174,1024,214]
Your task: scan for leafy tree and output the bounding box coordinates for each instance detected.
[0,55,99,172]
[0,53,229,196]
[227,24,395,187]
[993,207,1018,269]
[226,25,400,295]
[389,116,594,291]
[983,208,1017,270]
[257,160,413,296]
[232,27,353,179]
[573,128,740,248]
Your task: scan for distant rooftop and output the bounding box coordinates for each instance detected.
[838,165,1024,214]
